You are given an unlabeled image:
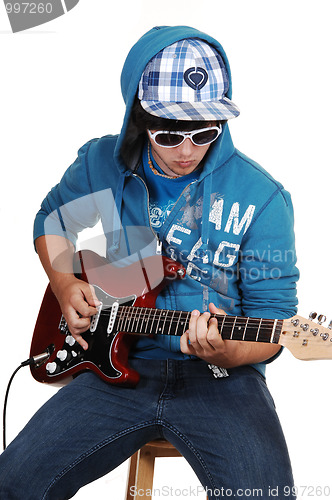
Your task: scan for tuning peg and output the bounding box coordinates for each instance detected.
[318,314,327,325]
[328,320,332,330]
[309,311,317,321]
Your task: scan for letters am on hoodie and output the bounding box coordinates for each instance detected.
[33,26,299,375]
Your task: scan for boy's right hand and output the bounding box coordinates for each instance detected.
[51,276,101,350]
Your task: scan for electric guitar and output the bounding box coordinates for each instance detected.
[30,250,332,387]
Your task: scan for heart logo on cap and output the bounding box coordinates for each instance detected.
[184,67,208,90]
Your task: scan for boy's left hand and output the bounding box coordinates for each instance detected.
[180,303,281,368]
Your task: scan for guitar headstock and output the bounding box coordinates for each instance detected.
[280,312,332,360]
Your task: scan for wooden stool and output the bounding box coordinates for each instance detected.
[126,439,208,500]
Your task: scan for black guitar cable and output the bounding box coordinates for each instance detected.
[2,350,52,451]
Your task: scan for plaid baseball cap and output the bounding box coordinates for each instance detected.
[138,38,240,121]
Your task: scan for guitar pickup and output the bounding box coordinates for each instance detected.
[90,302,103,333]
[107,302,119,335]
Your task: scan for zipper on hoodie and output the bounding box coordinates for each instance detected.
[132,172,198,255]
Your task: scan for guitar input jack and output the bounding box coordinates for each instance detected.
[2,345,54,451]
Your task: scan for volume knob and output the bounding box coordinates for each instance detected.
[56,350,68,362]
[65,335,76,347]
[46,362,58,374]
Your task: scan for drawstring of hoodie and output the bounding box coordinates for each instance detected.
[109,171,131,252]
[199,173,212,262]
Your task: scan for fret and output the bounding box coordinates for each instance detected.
[271,319,283,344]
[240,317,255,341]
[112,306,280,345]
[115,306,125,332]
[255,318,263,342]
[173,311,182,337]
[150,308,159,334]
[256,319,274,343]
[217,314,226,336]
[270,319,278,343]
[230,316,237,339]
[146,308,156,335]
[174,311,189,337]
[241,319,260,342]
[230,317,249,341]
[242,317,249,340]
[122,306,131,333]
[153,309,161,334]
[218,316,237,340]
[139,307,147,333]
[183,311,191,334]
[128,307,136,333]
[154,309,164,335]
[134,307,143,333]
[126,307,135,333]
[168,310,176,335]
[134,308,143,333]
[159,310,168,336]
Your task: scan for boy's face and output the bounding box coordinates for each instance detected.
[149,133,211,177]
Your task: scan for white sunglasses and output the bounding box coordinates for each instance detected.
[148,125,222,148]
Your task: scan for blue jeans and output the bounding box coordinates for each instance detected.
[0,359,295,499]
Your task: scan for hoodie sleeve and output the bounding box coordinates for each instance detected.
[238,187,299,320]
[33,140,100,247]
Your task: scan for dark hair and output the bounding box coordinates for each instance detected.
[120,97,225,167]
[131,97,223,132]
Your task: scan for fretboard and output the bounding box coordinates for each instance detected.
[111,306,283,344]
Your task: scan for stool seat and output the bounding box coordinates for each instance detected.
[140,438,183,455]
[126,439,207,500]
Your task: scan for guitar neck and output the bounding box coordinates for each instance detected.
[114,306,283,345]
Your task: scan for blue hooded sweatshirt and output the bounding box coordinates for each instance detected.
[34,26,299,376]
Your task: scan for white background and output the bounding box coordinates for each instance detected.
[1,1,331,499]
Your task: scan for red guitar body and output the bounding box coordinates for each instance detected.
[30,250,185,387]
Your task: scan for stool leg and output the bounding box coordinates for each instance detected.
[126,451,139,500]
[125,441,209,500]
[134,447,156,500]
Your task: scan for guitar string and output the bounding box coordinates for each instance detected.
[97,306,277,321]
[97,315,278,329]
[97,308,278,326]
[95,307,280,339]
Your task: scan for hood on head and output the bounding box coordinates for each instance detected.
[115,26,235,171]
